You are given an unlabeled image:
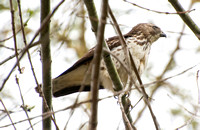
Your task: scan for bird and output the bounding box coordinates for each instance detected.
[52,23,166,97]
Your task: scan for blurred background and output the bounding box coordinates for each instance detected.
[0,0,200,129]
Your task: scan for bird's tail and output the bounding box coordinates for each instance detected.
[52,64,91,97]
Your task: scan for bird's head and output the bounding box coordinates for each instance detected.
[128,23,166,44]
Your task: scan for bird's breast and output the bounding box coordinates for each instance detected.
[99,38,151,92]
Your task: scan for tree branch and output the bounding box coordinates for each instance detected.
[83,0,99,36]
[40,0,52,129]
[9,0,22,73]
[89,1,108,129]
[83,0,124,93]
[168,0,200,40]
[124,0,195,15]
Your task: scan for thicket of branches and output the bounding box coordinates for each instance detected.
[0,0,200,129]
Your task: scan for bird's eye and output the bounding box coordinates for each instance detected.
[152,26,159,30]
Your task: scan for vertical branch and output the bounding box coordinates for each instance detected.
[40,0,52,129]
[9,0,22,73]
[89,0,108,130]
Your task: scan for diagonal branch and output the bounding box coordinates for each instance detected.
[168,0,200,40]
[0,98,17,130]
[83,0,99,36]
[124,0,195,15]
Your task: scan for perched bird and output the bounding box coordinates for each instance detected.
[53,23,166,97]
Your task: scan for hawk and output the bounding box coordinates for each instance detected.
[53,23,166,97]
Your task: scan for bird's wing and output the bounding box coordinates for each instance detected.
[58,35,123,77]
[53,35,127,97]
[52,48,95,97]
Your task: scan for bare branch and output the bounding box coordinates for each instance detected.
[9,0,22,73]
[167,94,199,129]
[168,0,200,40]
[124,0,195,15]
[17,0,40,88]
[15,75,33,129]
[83,0,99,36]
[0,98,17,130]
[118,94,135,130]
[89,0,108,129]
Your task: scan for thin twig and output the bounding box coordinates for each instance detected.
[15,75,33,129]
[17,0,40,88]
[9,0,22,73]
[0,45,21,51]
[0,53,17,66]
[0,41,41,66]
[167,94,199,129]
[0,98,17,130]
[143,64,199,89]
[124,0,195,15]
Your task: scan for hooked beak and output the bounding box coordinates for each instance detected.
[160,32,167,37]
